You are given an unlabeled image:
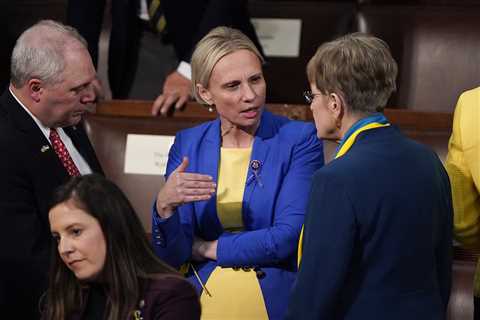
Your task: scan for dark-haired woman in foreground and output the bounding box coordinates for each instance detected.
[43,174,200,320]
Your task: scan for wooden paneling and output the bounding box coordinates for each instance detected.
[249,1,356,104]
[358,5,480,112]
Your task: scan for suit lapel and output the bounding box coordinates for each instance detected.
[1,90,69,183]
[0,90,103,181]
[243,111,273,218]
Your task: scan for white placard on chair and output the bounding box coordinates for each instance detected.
[124,134,175,175]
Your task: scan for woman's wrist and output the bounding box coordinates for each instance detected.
[192,239,218,261]
[156,199,176,219]
[203,240,218,260]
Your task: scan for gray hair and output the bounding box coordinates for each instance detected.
[10,20,88,88]
[307,32,397,113]
[191,26,264,104]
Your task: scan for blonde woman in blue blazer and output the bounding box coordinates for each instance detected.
[151,27,323,319]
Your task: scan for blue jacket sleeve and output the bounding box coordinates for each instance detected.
[216,125,324,266]
[151,133,195,269]
[286,170,356,319]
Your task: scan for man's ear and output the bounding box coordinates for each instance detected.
[196,84,213,106]
[27,79,44,102]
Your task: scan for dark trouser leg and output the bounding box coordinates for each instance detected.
[127,26,178,100]
[67,0,106,67]
[474,296,480,320]
[108,0,141,99]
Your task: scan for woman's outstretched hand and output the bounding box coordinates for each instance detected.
[156,157,216,219]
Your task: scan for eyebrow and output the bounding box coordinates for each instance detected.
[51,222,83,233]
[70,73,96,92]
[221,80,240,88]
[70,82,90,92]
[66,223,83,230]
[220,72,263,88]
[249,72,263,78]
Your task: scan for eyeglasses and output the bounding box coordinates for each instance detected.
[303,90,322,104]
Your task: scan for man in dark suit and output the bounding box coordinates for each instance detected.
[0,20,103,318]
[67,0,263,114]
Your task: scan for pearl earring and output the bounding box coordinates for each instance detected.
[206,103,215,112]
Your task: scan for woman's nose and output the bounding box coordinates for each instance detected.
[242,83,257,101]
[58,237,74,256]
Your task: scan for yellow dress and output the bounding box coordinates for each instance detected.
[200,147,269,320]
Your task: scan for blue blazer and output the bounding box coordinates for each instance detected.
[152,110,323,319]
[286,126,453,320]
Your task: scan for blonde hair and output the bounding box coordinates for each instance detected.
[307,32,397,113]
[191,26,264,104]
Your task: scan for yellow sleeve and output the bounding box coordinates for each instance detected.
[445,87,480,249]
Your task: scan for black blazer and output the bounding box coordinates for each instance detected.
[67,0,263,98]
[163,0,264,62]
[0,89,103,319]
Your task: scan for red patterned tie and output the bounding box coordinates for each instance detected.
[49,128,81,177]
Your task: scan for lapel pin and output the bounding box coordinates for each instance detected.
[250,160,261,171]
[41,145,50,153]
[249,160,263,187]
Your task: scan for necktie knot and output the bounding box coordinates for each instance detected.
[49,128,81,177]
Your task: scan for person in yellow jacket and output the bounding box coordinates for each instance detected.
[445,86,480,319]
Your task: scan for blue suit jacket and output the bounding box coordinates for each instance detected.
[286,125,453,320]
[152,110,323,319]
